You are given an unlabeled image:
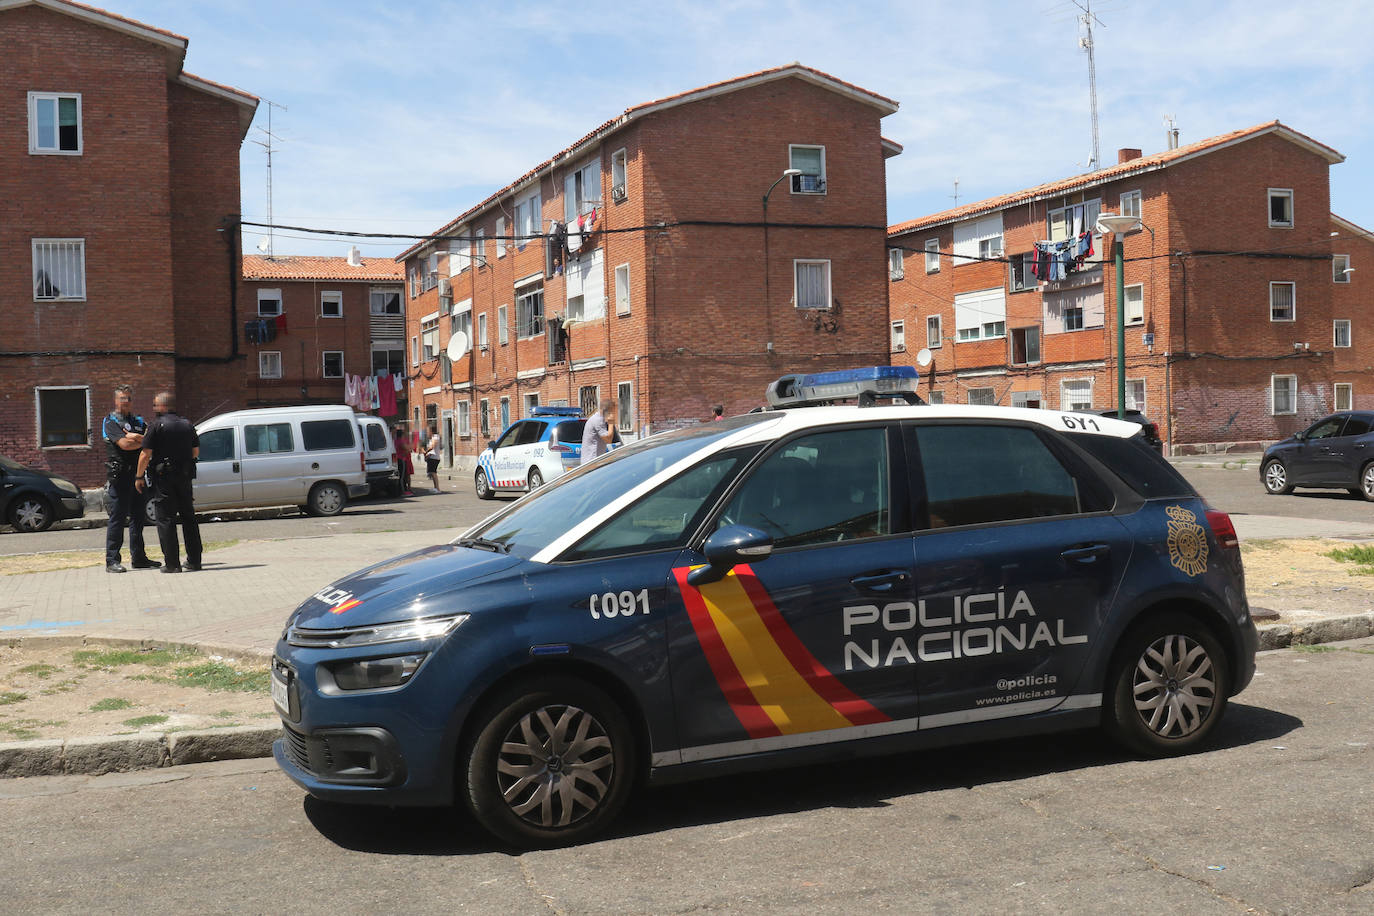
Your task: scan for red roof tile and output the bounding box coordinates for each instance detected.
[889,121,1344,236]
[242,255,404,282]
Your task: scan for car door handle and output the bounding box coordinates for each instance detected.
[1355,443,1367,450]
[232,461,240,473]
[850,570,909,593]
[1061,543,1111,563]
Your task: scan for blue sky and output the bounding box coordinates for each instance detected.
[112,0,1374,259]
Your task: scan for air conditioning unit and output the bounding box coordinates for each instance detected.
[793,174,826,193]
[611,184,627,203]
[438,278,452,296]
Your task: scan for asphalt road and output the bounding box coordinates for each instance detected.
[3,638,1371,914]
[1180,466,1374,526]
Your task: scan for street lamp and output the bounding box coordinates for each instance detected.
[761,169,804,351]
[1095,212,1143,420]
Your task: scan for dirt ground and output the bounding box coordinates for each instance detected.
[0,540,239,576]
[1241,538,1374,624]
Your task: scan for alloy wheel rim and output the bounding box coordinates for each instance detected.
[529,471,542,489]
[1364,468,1374,496]
[16,500,46,530]
[1132,634,1216,738]
[1266,463,1285,491]
[496,703,614,829]
[477,471,488,495]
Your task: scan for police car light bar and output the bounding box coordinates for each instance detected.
[765,366,926,409]
[530,406,583,417]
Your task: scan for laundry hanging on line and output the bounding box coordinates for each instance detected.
[1030,232,1095,283]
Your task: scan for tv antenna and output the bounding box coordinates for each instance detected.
[950,177,960,207]
[1072,0,1104,170]
[250,98,288,258]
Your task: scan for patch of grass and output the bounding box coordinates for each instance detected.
[171,662,269,693]
[18,663,58,679]
[0,724,39,739]
[0,692,27,706]
[1324,545,1374,575]
[213,709,239,719]
[72,646,195,669]
[39,677,82,696]
[89,697,134,711]
[122,714,168,728]
[1292,644,1339,653]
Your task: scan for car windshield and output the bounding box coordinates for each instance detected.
[467,414,774,557]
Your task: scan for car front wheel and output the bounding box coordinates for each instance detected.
[8,495,54,533]
[1360,463,1374,502]
[475,469,493,500]
[1262,459,1293,495]
[463,677,636,849]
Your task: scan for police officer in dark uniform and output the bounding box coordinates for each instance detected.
[135,391,202,573]
[102,385,159,573]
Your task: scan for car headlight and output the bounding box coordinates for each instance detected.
[54,478,79,495]
[327,653,427,690]
[288,612,468,649]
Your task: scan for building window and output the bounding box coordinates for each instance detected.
[321,291,342,318]
[567,250,605,321]
[31,239,85,301]
[499,397,510,430]
[1061,378,1093,411]
[259,351,282,379]
[1335,319,1352,348]
[925,238,940,273]
[617,381,633,432]
[498,304,509,345]
[457,402,470,438]
[1268,189,1294,228]
[425,252,440,289]
[794,260,831,309]
[1010,326,1040,365]
[475,228,485,263]
[421,315,439,360]
[450,237,470,275]
[517,282,544,338]
[1126,379,1146,412]
[579,386,599,417]
[257,288,282,317]
[615,263,631,316]
[1335,383,1353,411]
[1009,253,1036,292]
[954,287,1006,341]
[514,190,541,252]
[953,214,1003,265]
[968,387,995,406]
[1334,254,1351,283]
[523,393,540,416]
[1047,198,1100,243]
[788,144,826,193]
[450,300,471,342]
[927,314,942,349]
[370,290,401,314]
[611,148,628,202]
[1011,391,1041,409]
[322,350,344,378]
[439,353,453,386]
[411,336,420,367]
[1125,284,1144,325]
[1271,375,1297,415]
[889,249,904,280]
[28,92,81,154]
[477,312,488,349]
[564,160,600,223]
[371,342,404,376]
[1120,190,1142,219]
[891,320,905,352]
[409,265,420,298]
[36,386,89,448]
[1064,306,1084,331]
[1270,282,1296,321]
[479,399,490,438]
[495,217,507,259]
[927,391,945,404]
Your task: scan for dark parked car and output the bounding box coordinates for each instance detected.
[0,455,86,532]
[1261,411,1374,498]
[1096,409,1164,453]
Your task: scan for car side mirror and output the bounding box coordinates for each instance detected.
[1295,432,1307,442]
[687,525,773,586]
[487,440,497,450]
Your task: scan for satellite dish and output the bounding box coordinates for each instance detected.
[446,332,469,362]
[915,348,933,368]
[255,235,271,253]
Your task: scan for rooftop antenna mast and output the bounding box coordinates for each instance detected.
[1072,0,1104,170]
[249,98,288,258]
[950,177,960,207]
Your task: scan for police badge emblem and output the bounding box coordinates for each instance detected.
[1166,505,1209,576]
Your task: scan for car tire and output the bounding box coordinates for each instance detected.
[305,482,347,517]
[463,676,636,849]
[527,468,544,491]
[1104,612,1229,758]
[144,497,158,525]
[1359,463,1374,502]
[475,469,493,500]
[1262,459,1293,495]
[8,494,54,533]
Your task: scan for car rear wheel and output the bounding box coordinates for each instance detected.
[1262,459,1293,495]
[8,495,54,533]
[527,468,544,491]
[1104,613,1229,757]
[463,676,636,849]
[305,482,347,517]
[475,469,493,500]
[1360,463,1374,502]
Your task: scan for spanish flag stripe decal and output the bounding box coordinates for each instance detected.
[734,566,890,726]
[674,567,782,739]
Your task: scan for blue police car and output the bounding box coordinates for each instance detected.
[273,367,1256,848]
[473,406,585,498]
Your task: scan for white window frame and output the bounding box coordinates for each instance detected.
[31,238,86,301]
[370,341,404,376]
[257,288,282,318]
[954,287,1007,342]
[420,314,440,361]
[953,213,1003,265]
[475,228,486,263]
[28,91,82,155]
[516,280,544,339]
[523,393,540,416]
[259,350,283,380]
[479,399,491,439]
[458,401,471,438]
[788,144,826,194]
[1270,281,1296,322]
[34,385,91,449]
[566,249,605,322]
[1060,378,1094,411]
[499,396,510,430]
[1268,188,1294,228]
[1271,374,1297,415]
[411,335,419,367]
[477,312,488,349]
[615,263,631,316]
[793,259,832,310]
[927,391,945,405]
[498,304,509,345]
[496,217,507,258]
[1126,378,1147,413]
[322,350,344,379]
[617,380,633,432]
[889,249,904,280]
[1334,319,1352,348]
[320,290,343,318]
[514,190,541,251]
[611,148,628,202]
[1047,198,1101,244]
[1335,382,1354,412]
[1125,283,1144,325]
[369,289,401,315]
[1120,190,1142,219]
[450,235,471,275]
[564,160,600,223]
[927,314,943,349]
[1334,254,1351,283]
[967,387,995,406]
[1009,253,1037,292]
[925,238,940,273]
[890,320,905,352]
[1010,326,1040,366]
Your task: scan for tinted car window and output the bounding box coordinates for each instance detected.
[516,421,546,447]
[494,423,524,449]
[244,423,293,455]
[1067,432,1194,498]
[301,419,355,451]
[1305,416,1346,440]
[550,420,586,445]
[915,425,1087,528]
[198,428,235,462]
[720,427,891,548]
[365,424,387,451]
[1343,416,1371,437]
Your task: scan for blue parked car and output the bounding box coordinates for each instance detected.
[473,406,585,499]
[273,375,1256,848]
[1260,411,1374,498]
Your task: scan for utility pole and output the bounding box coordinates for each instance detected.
[1073,0,1104,170]
[249,98,288,258]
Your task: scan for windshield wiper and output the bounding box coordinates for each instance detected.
[455,536,510,554]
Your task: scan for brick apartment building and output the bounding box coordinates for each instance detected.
[887,121,1363,452]
[0,0,256,487]
[1332,214,1374,410]
[399,64,899,470]
[239,252,405,414]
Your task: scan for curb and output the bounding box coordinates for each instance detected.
[1255,612,1374,651]
[0,726,277,778]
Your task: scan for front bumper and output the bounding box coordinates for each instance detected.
[57,494,86,519]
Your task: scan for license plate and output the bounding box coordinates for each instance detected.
[271,671,290,714]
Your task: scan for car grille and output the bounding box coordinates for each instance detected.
[282,724,335,774]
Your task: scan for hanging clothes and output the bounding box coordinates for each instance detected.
[274,314,288,335]
[393,373,403,392]
[369,376,380,410]
[344,375,356,408]
[378,375,397,417]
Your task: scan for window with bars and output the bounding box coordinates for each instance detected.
[1335,319,1352,348]
[1061,379,1093,411]
[1270,282,1296,321]
[788,145,826,193]
[967,387,995,406]
[259,351,282,379]
[1335,383,1353,411]
[794,260,831,309]
[1271,375,1296,415]
[890,320,905,352]
[579,386,599,417]
[479,399,490,438]
[32,239,85,300]
[617,381,632,432]
[29,93,81,154]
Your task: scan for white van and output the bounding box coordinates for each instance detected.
[192,405,370,517]
[357,415,397,496]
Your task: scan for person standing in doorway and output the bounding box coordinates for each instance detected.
[102,385,158,572]
[580,401,617,466]
[425,425,442,492]
[136,392,202,573]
